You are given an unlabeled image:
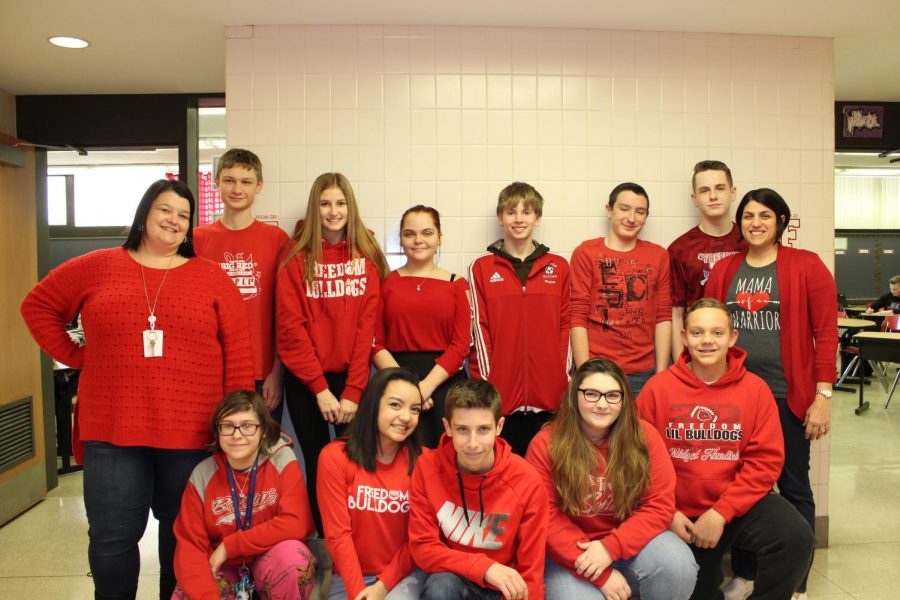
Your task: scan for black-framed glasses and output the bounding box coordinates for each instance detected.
[578,388,624,404]
[217,423,260,436]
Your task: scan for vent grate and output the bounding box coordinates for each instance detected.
[0,397,35,473]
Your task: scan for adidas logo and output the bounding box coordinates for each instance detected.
[489,272,504,283]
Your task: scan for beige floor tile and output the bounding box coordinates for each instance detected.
[2,575,162,600]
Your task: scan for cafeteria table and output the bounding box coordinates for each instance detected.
[852,331,900,415]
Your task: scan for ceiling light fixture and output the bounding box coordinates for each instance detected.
[48,36,90,49]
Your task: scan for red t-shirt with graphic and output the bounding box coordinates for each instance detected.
[194,219,290,380]
[667,224,744,309]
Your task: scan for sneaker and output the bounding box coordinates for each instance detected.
[792,594,808,600]
[722,576,754,600]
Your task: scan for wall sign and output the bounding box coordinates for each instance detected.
[842,105,884,138]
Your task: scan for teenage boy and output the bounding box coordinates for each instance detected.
[668,160,745,356]
[866,275,900,314]
[468,182,571,456]
[409,379,549,600]
[638,299,815,600]
[194,148,289,419]
[571,182,671,397]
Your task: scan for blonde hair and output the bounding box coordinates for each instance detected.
[497,181,544,217]
[280,173,389,284]
[548,359,650,520]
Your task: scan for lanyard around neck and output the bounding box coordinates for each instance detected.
[226,454,260,531]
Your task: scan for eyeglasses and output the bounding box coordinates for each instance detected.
[578,388,624,404]
[216,423,260,436]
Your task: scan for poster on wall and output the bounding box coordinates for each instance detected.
[842,105,884,138]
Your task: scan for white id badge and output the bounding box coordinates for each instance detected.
[143,329,164,358]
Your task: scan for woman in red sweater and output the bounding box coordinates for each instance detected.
[172,390,316,600]
[372,206,471,447]
[277,173,390,533]
[21,179,254,600]
[317,367,426,600]
[704,188,837,599]
[526,358,697,600]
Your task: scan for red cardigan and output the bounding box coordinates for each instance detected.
[704,245,838,420]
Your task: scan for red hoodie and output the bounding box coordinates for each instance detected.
[317,440,416,598]
[526,421,675,587]
[408,436,548,597]
[637,347,784,521]
[276,239,380,402]
[173,435,316,600]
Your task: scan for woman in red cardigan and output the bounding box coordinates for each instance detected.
[21,179,254,600]
[705,188,837,600]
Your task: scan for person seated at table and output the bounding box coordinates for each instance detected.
[866,275,900,314]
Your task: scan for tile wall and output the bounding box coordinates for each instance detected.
[225,24,836,527]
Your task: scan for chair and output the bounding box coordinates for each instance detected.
[836,310,863,387]
[882,315,900,408]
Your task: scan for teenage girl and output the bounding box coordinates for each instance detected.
[172,391,316,600]
[277,172,390,532]
[372,205,471,447]
[526,359,698,600]
[318,367,428,599]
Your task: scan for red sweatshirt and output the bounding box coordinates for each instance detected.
[276,240,380,402]
[373,271,471,375]
[704,245,838,420]
[571,237,672,374]
[194,219,290,380]
[526,421,675,587]
[317,440,416,597]
[173,435,316,600]
[468,247,571,413]
[20,248,254,451]
[408,436,548,597]
[638,347,784,521]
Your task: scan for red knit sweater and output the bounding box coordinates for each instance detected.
[21,248,254,450]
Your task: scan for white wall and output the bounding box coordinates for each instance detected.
[225,24,836,522]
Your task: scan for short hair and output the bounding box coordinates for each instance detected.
[692,160,733,190]
[736,188,791,243]
[400,205,442,236]
[122,179,196,258]
[346,367,423,474]
[497,181,544,217]
[685,298,734,331]
[209,390,281,454]
[444,379,502,424]
[608,182,650,210]
[890,275,900,286]
[216,148,263,182]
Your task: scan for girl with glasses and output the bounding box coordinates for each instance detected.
[526,358,697,600]
[317,368,427,599]
[172,390,317,600]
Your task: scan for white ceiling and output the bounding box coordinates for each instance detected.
[1,0,899,100]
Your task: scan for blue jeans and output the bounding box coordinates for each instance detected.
[421,572,502,600]
[545,531,698,600]
[83,442,208,600]
[328,569,426,599]
[626,367,656,400]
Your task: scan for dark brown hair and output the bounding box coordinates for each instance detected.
[209,390,281,454]
[444,379,502,424]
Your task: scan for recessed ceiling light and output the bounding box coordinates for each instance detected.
[48,36,90,49]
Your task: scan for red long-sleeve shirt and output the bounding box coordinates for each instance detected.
[525,421,675,587]
[276,240,380,402]
[20,248,254,450]
[571,237,671,374]
[317,440,417,597]
[408,436,548,597]
[638,347,785,521]
[173,436,315,600]
[373,271,471,375]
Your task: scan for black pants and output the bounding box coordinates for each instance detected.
[692,493,814,600]
[500,410,554,456]
[284,370,348,534]
[393,350,468,449]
